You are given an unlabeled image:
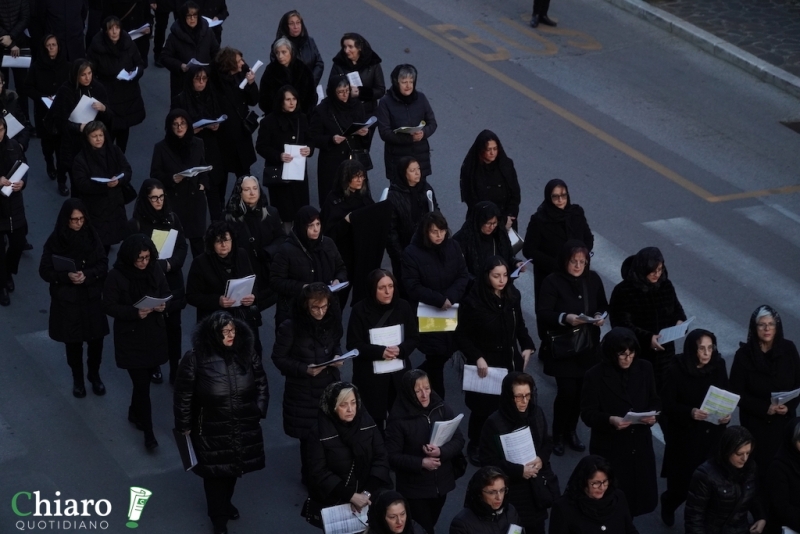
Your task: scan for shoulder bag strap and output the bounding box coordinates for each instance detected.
[374,308,394,329]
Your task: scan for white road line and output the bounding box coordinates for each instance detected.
[736,205,800,249]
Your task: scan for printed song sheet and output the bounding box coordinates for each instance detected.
[417,303,458,333]
[429,413,464,447]
[622,411,660,424]
[116,67,138,81]
[329,281,349,293]
[499,427,537,465]
[282,145,307,181]
[128,24,150,40]
[346,71,363,87]
[41,96,54,109]
[658,316,695,344]
[224,275,256,307]
[462,365,507,395]
[393,121,425,134]
[771,388,800,406]
[576,311,608,323]
[5,113,24,138]
[177,166,213,178]
[68,95,100,123]
[369,324,403,346]
[90,173,124,183]
[373,359,405,375]
[202,16,223,27]
[308,349,359,369]
[510,259,532,279]
[699,386,740,424]
[133,295,173,309]
[321,503,368,534]
[507,526,524,534]
[2,54,31,68]
[192,115,227,129]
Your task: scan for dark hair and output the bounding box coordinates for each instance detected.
[563,244,590,271]
[143,179,164,197]
[419,212,449,247]
[216,46,243,73]
[340,33,365,52]
[480,255,510,296]
[715,426,754,468]
[335,159,369,197]
[203,221,236,253]
[476,466,508,489]
[180,1,200,15]
[276,10,306,40]
[301,282,332,306]
[275,84,300,113]
[84,120,108,139]
[367,269,397,304]
[565,455,615,500]
[395,156,419,183]
[510,371,534,391]
[73,60,93,88]
[601,327,640,365]
[103,16,121,31]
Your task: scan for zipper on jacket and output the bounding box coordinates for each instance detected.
[198,407,204,436]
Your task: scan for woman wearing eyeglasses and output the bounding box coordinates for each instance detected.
[103,234,172,450]
[580,327,661,517]
[450,466,521,534]
[549,455,638,534]
[479,372,557,534]
[160,1,220,98]
[150,109,208,257]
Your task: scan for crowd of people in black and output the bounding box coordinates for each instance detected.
[1,2,800,534]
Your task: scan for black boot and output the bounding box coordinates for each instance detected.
[0,288,8,306]
[144,430,159,450]
[68,354,86,397]
[228,505,240,520]
[530,14,540,28]
[72,377,86,398]
[660,492,675,526]
[568,431,586,452]
[87,372,106,396]
[467,441,481,466]
[540,15,557,26]
[552,434,566,456]
[151,366,163,384]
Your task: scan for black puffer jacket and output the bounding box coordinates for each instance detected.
[173,316,269,479]
[385,167,438,271]
[0,136,26,233]
[685,458,762,534]
[271,310,343,440]
[329,40,385,115]
[385,370,465,499]
[160,13,219,97]
[450,469,522,534]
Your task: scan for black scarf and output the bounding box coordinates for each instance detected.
[498,371,537,428]
[677,329,724,377]
[321,382,371,484]
[535,178,571,224]
[574,490,620,523]
[132,178,173,228]
[389,64,418,105]
[292,206,334,283]
[164,108,195,162]
[50,198,101,260]
[114,234,160,302]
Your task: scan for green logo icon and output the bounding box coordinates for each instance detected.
[126,487,152,528]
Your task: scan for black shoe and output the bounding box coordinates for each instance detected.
[213,526,228,534]
[0,288,9,306]
[73,379,86,398]
[228,505,240,520]
[128,407,144,431]
[151,366,163,384]
[144,431,159,450]
[553,434,566,456]
[88,374,106,396]
[530,14,540,28]
[467,442,481,467]
[6,278,14,292]
[540,15,557,26]
[58,183,70,196]
[660,492,675,526]
[568,431,586,452]
[47,169,57,181]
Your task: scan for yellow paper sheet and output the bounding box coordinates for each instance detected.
[151,229,169,253]
[418,317,458,333]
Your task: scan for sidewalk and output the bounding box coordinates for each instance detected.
[602,0,800,99]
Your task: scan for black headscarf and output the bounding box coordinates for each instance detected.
[367,491,416,534]
[193,311,252,368]
[564,455,621,523]
[713,426,756,482]
[459,130,514,201]
[456,201,513,276]
[601,327,639,387]
[176,2,207,43]
[50,198,101,258]
[69,59,96,96]
[113,234,160,302]
[132,178,172,227]
[181,64,221,120]
[82,123,115,174]
[164,108,195,161]
[621,247,667,292]
[291,282,343,346]
[469,254,518,313]
[331,33,381,71]
[36,34,68,73]
[535,179,571,223]
[319,381,372,482]
[398,369,441,416]
[325,75,357,113]
[745,304,785,353]
[225,175,268,219]
[389,64,418,105]
[463,467,512,519]
[293,205,321,252]
[273,84,302,134]
[275,10,309,48]
[498,371,538,428]
[677,328,724,377]
[555,239,591,279]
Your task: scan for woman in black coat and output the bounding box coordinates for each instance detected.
[86,16,145,152]
[459,130,520,230]
[150,108,207,257]
[458,256,535,463]
[609,246,687,391]
[275,10,324,86]
[271,283,343,483]
[766,417,800,534]
[25,34,70,180]
[270,206,347,327]
[0,116,27,307]
[171,64,227,221]
[377,64,437,180]
[348,269,420,433]
[195,0,228,45]
[309,76,368,203]
[523,179,593,302]
[329,33,385,149]
[479,372,557,534]
[536,240,607,456]
[70,120,132,252]
[100,0,154,68]
[385,369,464,534]
[580,327,661,517]
[160,1,219,99]
[256,85,313,223]
[386,157,438,294]
[39,198,109,397]
[127,179,189,385]
[367,491,427,534]
[185,221,262,355]
[0,71,30,152]
[401,211,469,399]
[174,311,268,534]
[659,329,730,526]
[549,455,638,534]
[730,305,800,489]
[449,466,521,534]
[48,59,111,197]
[258,37,316,116]
[212,46,258,178]
[306,381,393,509]
[453,201,522,282]
[103,234,171,450]
[685,426,766,534]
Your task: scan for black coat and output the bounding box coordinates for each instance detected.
[548,490,639,534]
[0,0,29,46]
[347,298,420,420]
[213,68,258,174]
[309,97,367,198]
[269,233,347,325]
[0,138,26,233]
[306,410,392,505]
[291,37,324,86]
[48,79,111,169]
[24,46,70,139]
[385,395,465,499]
[1,91,30,151]
[401,234,469,355]
[271,318,342,439]
[160,17,219,97]
[149,138,208,239]
[377,89,437,178]
[87,30,145,130]
[185,247,260,325]
[449,506,521,534]
[385,175,438,270]
[685,460,763,534]
[580,359,661,516]
[173,318,269,479]
[257,59,316,116]
[329,50,385,116]
[102,267,171,369]
[460,158,520,222]
[765,424,800,534]
[71,144,132,246]
[452,223,518,281]
[38,0,88,61]
[536,270,607,378]
[171,87,225,189]
[39,226,109,343]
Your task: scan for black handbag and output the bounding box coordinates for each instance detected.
[530,469,560,508]
[122,181,137,204]
[452,451,468,480]
[547,280,595,360]
[242,111,260,134]
[300,497,323,529]
[349,149,373,171]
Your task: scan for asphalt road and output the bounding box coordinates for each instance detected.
[2,0,799,532]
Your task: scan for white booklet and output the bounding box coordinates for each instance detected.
[576,311,608,323]
[116,67,138,81]
[500,426,537,465]
[5,113,24,139]
[281,144,307,181]
[429,413,464,447]
[202,16,224,27]
[316,84,325,105]
[369,324,403,346]
[510,259,532,279]
[192,115,227,129]
[2,54,31,68]
[177,165,213,178]
[393,121,425,134]
[658,316,695,344]
[771,388,800,406]
[373,359,405,375]
[133,295,173,309]
[462,365,507,395]
[151,229,179,260]
[699,386,740,425]
[0,161,28,197]
[128,24,150,40]
[320,503,368,534]
[90,173,125,183]
[238,60,264,89]
[308,349,359,369]
[224,275,256,307]
[329,281,349,292]
[188,58,209,67]
[68,95,100,123]
[623,411,660,424]
[41,96,55,109]
[346,71,363,87]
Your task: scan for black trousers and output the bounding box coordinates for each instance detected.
[205,169,229,222]
[407,496,446,534]
[153,8,171,57]
[165,311,182,379]
[533,0,551,16]
[203,476,238,528]
[553,376,583,436]
[127,368,153,432]
[1,228,27,282]
[189,237,204,258]
[65,338,104,381]
[467,392,501,442]
[41,134,59,172]
[662,470,691,515]
[110,128,130,153]
[418,354,449,399]
[1,67,30,121]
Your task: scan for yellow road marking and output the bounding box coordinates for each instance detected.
[429,24,510,61]
[708,185,800,203]
[474,19,558,56]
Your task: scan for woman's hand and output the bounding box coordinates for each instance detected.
[505,216,515,230]
[769,404,789,415]
[594,313,606,327]
[411,131,424,142]
[422,444,441,458]
[182,429,191,436]
[245,70,255,84]
[154,303,167,313]
[357,127,369,136]
[173,174,184,183]
[349,493,370,512]
[609,416,631,430]
[240,294,255,307]
[382,346,400,360]
[79,123,87,132]
[138,308,153,319]
[421,457,441,471]
[68,271,86,284]
[640,416,657,425]
[521,349,533,369]
[350,86,360,98]
[565,314,587,326]
[208,123,220,131]
[719,414,732,424]
[107,179,119,188]
[306,365,324,377]
[330,279,340,287]
[441,299,452,310]
[193,127,203,134]
[333,135,346,144]
[651,334,664,351]
[0,36,12,47]
[0,176,9,186]
[476,357,489,378]
[218,296,236,308]
[299,146,311,157]
[91,101,106,112]
[280,152,293,163]
[750,520,766,533]
[181,63,189,72]
[142,26,151,35]
[10,46,20,58]
[691,408,708,421]
[523,457,543,479]
[515,261,526,273]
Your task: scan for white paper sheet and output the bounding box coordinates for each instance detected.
[500,427,537,465]
[417,303,458,319]
[782,527,800,534]
[699,386,740,425]
[507,525,523,534]
[41,96,54,109]
[329,281,349,292]
[281,144,307,181]
[202,16,224,27]
[0,162,28,197]
[429,413,464,447]
[5,113,24,139]
[316,84,325,105]
[379,187,389,202]
[128,24,150,40]
[188,58,209,67]
[346,71,363,87]
[771,388,800,406]
[133,295,173,309]
[116,67,138,81]
[321,503,368,534]
[68,95,99,123]
[224,275,256,307]
[658,316,695,344]
[393,121,425,134]
[177,165,213,178]
[2,55,31,68]
[239,60,264,89]
[90,173,124,183]
[373,359,405,375]
[576,311,608,323]
[308,349,359,369]
[623,411,660,424]
[369,324,403,346]
[192,115,227,129]
[426,190,435,212]
[462,365,507,395]
[510,259,532,279]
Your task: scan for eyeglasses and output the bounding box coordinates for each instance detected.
[335,89,349,96]
[482,220,499,228]
[482,488,509,497]
[310,304,329,313]
[172,121,188,128]
[69,216,85,223]
[350,173,365,181]
[186,13,199,18]
[551,193,568,200]
[194,76,209,82]
[215,237,232,244]
[135,255,151,263]
[148,194,165,202]
[757,322,776,330]
[568,259,587,267]
[588,479,610,489]
[617,350,635,360]
[513,394,531,401]
[221,327,235,337]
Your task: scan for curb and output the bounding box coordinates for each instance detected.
[601,0,800,100]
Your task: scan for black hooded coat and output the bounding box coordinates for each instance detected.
[459,131,520,223]
[26,35,70,139]
[257,45,316,116]
[0,128,26,233]
[212,59,258,174]
[366,491,427,534]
